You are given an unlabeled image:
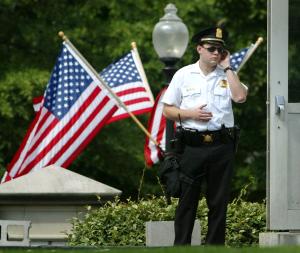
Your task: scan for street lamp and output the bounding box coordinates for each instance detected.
[152,3,189,83]
[152,3,189,152]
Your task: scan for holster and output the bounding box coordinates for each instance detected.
[220,124,241,153]
[170,126,185,154]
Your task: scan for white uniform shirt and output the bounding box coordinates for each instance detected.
[161,61,236,131]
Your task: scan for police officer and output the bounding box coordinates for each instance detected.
[161,26,248,245]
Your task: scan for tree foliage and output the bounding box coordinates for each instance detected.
[0,0,267,200]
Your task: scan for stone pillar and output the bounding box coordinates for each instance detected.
[0,165,122,246]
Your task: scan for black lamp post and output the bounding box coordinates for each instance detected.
[152,3,189,152]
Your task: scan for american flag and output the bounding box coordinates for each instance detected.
[144,87,166,167]
[32,50,154,124]
[2,42,118,182]
[100,50,154,124]
[230,47,249,71]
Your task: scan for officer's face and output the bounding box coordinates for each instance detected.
[197,43,224,66]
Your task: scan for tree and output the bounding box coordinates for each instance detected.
[0,0,267,200]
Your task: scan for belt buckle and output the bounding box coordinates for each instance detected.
[203,134,213,143]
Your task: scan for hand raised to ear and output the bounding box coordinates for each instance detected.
[219,50,231,68]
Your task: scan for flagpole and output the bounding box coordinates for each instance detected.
[58,31,160,147]
[236,37,264,73]
[131,42,155,104]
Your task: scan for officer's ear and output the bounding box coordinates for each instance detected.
[196,45,202,54]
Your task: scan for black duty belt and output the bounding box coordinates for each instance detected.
[183,127,234,147]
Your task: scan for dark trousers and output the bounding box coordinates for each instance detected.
[174,141,234,245]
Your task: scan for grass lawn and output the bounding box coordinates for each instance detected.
[1,246,300,253]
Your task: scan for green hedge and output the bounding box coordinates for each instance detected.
[68,194,265,247]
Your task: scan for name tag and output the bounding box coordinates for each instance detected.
[182,85,201,97]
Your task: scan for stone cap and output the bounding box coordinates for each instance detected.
[0,165,122,204]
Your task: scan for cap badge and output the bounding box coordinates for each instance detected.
[216,28,222,39]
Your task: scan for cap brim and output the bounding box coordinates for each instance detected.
[200,38,225,45]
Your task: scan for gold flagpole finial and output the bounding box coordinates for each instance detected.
[58,31,67,41]
[257,37,264,44]
[236,36,264,73]
[131,41,137,49]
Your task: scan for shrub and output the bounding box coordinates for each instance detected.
[67,195,265,246]
[226,193,266,246]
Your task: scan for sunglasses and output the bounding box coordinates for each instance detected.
[203,46,225,54]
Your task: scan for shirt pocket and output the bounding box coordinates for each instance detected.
[213,87,231,110]
[181,86,202,108]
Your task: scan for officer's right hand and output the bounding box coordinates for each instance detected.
[191,104,213,122]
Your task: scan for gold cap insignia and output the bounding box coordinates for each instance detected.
[216,28,222,39]
[220,79,228,88]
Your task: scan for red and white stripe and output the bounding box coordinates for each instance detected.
[144,87,167,167]
[32,83,153,123]
[106,48,154,124]
[107,82,153,124]
[32,96,43,112]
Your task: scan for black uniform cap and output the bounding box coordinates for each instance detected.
[191,26,228,45]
